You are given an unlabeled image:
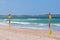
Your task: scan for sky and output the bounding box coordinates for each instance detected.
[0,0,60,15]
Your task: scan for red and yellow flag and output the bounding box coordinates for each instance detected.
[48,12,52,37]
[8,14,11,19]
[49,12,52,20]
[8,14,11,29]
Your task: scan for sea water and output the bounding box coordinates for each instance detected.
[0,15,60,31]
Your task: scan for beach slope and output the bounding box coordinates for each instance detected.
[0,26,60,40]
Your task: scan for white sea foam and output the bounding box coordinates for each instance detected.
[6,21,60,26]
[38,24,47,26]
[52,24,60,26]
[6,21,31,24]
[0,22,8,26]
[0,22,60,31]
[16,26,45,30]
[37,23,60,27]
[27,18,39,20]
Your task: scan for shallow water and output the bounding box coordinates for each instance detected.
[0,15,60,31]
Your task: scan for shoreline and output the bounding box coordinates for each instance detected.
[0,22,60,31]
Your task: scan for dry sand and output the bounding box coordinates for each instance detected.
[0,26,60,40]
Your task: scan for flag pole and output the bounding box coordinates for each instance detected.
[48,12,52,37]
[8,14,11,29]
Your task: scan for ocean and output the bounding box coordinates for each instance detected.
[0,15,60,31]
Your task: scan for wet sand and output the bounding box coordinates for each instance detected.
[0,26,60,40]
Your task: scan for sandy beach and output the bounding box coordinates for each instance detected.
[0,26,60,40]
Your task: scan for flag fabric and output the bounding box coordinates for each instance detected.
[49,15,52,19]
[8,14,11,19]
[49,12,52,20]
[8,16,11,19]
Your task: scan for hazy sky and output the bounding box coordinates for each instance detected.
[0,0,60,15]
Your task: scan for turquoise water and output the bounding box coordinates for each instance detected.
[0,18,60,23]
[0,15,60,31]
